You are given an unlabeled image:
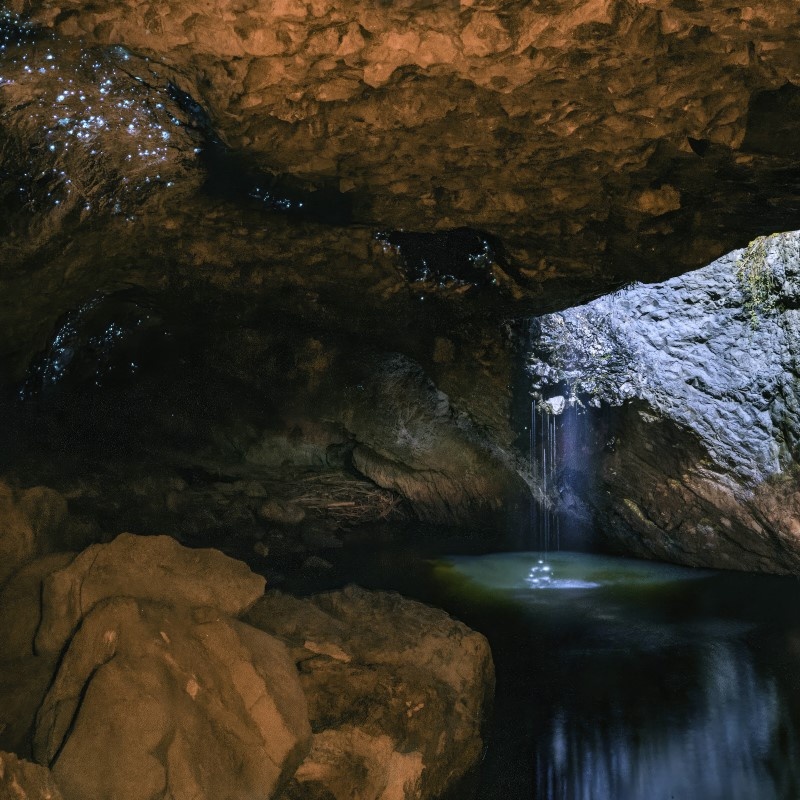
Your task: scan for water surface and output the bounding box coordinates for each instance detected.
[432,551,800,800]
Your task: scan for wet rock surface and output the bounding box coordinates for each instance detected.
[5,292,525,542]
[7,0,800,289]
[529,232,800,572]
[1,2,800,395]
[245,585,495,800]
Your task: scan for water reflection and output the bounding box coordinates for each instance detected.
[537,641,784,800]
[435,552,800,800]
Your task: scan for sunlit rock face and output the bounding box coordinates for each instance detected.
[529,231,800,572]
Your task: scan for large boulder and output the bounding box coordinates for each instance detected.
[0,751,63,800]
[528,230,800,573]
[0,554,76,757]
[0,481,37,589]
[35,533,266,655]
[245,585,495,800]
[0,482,69,590]
[341,354,526,526]
[34,597,311,800]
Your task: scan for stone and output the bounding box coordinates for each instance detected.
[341,354,526,525]
[34,597,311,800]
[17,487,68,556]
[3,1,800,394]
[0,554,75,758]
[0,481,36,589]
[35,533,265,656]
[0,482,70,589]
[245,585,494,800]
[0,751,63,800]
[0,553,76,661]
[259,500,307,525]
[529,231,800,572]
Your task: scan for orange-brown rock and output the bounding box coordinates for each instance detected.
[9,0,800,286]
[33,597,311,800]
[0,751,63,800]
[245,585,495,800]
[35,533,266,655]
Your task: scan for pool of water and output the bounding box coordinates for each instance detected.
[291,545,800,800]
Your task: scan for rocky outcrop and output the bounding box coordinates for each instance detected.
[245,585,495,800]
[0,555,73,758]
[0,482,69,589]
[529,231,800,572]
[3,2,800,393]
[35,532,266,655]
[0,751,63,800]
[0,482,38,588]
[34,597,310,800]
[0,534,494,800]
[339,354,526,525]
[9,0,800,287]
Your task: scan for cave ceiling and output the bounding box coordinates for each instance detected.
[2,0,800,375]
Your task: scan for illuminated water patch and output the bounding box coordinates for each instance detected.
[436,550,711,594]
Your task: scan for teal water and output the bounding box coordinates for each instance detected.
[291,544,800,800]
[432,551,800,800]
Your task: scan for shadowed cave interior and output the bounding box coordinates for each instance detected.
[2,2,800,799]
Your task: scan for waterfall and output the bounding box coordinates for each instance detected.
[527,398,588,585]
[527,399,560,586]
[529,398,564,552]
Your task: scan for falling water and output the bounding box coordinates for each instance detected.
[527,398,563,587]
[527,398,589,587]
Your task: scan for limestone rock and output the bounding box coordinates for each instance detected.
[13,0,800,289]
[16,488,68,557]
[245,585,494,800]
[0,751,63,800]
[259,500,307,525]
[35,533,265,655]
[342,354,525,525]
[34,597,311,800]
[0,554,75,757]
[0,553,76,661]
[529,231,800,572]
[0,481,36,589]
[0,481,71,589]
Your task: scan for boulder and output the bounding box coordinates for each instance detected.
[0,751,63,800]
[34,597,311,800]
[0,482,37,588]
[35,533,265,655]
[17,488,69,557]
[528,231,800,572]
[245,585,494,800]
[341,354,525,525]
[0,554,76,757]
[0,554,76,660]
[0,482,72,590]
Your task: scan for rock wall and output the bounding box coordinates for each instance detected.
[0,533,494,800]
[9,0,800,282]
[529,231,800,572]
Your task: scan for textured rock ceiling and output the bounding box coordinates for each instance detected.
[13,0,800,284]
[3,0,800,384]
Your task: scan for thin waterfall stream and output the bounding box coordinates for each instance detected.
[527,398,588,588]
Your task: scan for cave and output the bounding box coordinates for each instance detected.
[2,1,800,798]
